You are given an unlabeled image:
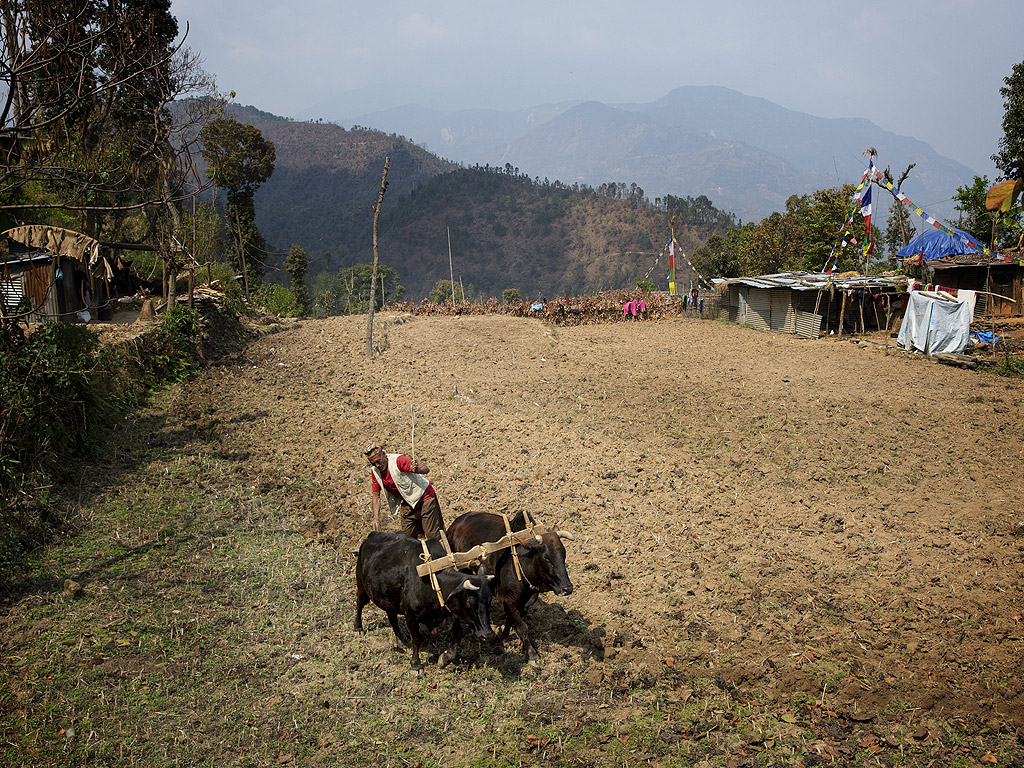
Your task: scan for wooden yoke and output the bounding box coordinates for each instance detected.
[415,523,551,578]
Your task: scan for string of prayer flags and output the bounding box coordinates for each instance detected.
[641,237,713,291]
[824,165,872,274]
[870,168,998,258]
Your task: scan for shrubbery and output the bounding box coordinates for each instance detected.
[1,307,201,497]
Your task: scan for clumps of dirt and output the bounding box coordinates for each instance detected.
[195,305,258,362]
[176,311,1024,736]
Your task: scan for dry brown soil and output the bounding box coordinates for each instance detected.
[182,311,1024,733]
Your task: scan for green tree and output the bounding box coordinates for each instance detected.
[952,175,1023,250]
[994,57,1024,182]
[285,244,311,314]
[952,175,996,245]
[502,288,522,304]
[0,0,221,235]
[181,202,227,278]
[200,117,276,293]
[884,203,913,260]
[786,185,865,272]
[314,263,404,315]
[691,234,740,279]
[430,279,465,303]
[738,212,802,276]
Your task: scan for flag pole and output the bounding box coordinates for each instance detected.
[668,216,677,296]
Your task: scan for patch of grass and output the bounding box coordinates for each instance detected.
[4,375,1023,767]
[993,349,1024,376]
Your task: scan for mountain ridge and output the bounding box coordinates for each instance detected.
[343,85,976,222]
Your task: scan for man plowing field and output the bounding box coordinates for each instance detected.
[365,441,445,539]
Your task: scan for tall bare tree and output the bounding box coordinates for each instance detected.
[366,156,389,358]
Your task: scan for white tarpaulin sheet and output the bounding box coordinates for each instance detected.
[897,291,972,355]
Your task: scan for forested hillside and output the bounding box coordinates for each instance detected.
[230,106,734,299]
[380,166,729,299]
[226,105,456,276]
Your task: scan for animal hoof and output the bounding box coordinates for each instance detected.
[439,649,457,668]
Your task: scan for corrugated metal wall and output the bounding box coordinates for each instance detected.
[746,288,771,330]
[794,311,823,338]
[769,289,795,333]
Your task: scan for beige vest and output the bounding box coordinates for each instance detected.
[371,453,429,515]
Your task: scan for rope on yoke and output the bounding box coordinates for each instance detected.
[419,540,447,609]
[501,513,524,582]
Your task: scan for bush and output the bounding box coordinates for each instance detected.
[502,288,522,304]
[636,280,655,293]
[994,349,1024,376]
[253,282,302,317]
[1,322,105,491]
[1,310,201,497]
[206,262,247,316]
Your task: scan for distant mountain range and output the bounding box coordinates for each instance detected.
[338,85,977,223]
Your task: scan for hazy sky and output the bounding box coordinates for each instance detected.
[171,0,1022,178]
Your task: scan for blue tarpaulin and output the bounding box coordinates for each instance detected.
[896,227,986,261]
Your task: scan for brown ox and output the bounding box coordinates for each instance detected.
[446,511,572,659]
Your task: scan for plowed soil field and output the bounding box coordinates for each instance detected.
[9,308,1023,767]
[182,311,1024,727]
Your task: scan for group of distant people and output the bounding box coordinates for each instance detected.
[682,287,704,313]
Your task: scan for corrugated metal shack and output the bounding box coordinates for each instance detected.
[925,249,1023,318]
[714,271,909,338]
[1,225,117,322]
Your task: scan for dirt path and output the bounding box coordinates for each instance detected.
[177,311,1024,733]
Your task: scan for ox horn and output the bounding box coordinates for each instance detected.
[556,530,574,540]
[462,579,480,591]
[486,574,495,581]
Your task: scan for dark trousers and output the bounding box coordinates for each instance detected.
[400,495,444,540]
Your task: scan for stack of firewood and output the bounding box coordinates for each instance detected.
[388,290,686,326]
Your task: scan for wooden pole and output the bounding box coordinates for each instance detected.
[884,295,891,351]
[838,291,847,338]
[447,227,456,305]
[234,207,249,298]
[987,266,996,360]
[366,157,390,358]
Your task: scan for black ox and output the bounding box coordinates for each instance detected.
[354,531,497,670]
[446,511,573,660]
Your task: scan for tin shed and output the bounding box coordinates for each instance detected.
[1,225,117,322]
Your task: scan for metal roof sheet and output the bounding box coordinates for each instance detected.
[714,271,907,292]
